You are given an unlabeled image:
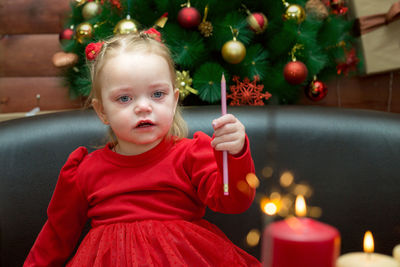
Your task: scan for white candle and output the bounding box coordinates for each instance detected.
[336,252,399,267]
[394,244,400,263]
[336,231,400,267]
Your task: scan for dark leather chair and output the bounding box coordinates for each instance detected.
[1,106,400,266]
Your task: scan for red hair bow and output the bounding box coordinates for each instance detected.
[142,28,162,42]
[85,41,104,61]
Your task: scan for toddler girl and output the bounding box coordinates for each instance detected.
[24,31,260,266]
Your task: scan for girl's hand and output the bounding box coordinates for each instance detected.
[211,114,245,155]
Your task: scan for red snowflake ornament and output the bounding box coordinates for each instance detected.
[227,76,271,106]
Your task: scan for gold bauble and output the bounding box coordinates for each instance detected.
[76,22,93,43]
[114,16,140,35]
[82,1,102,20]
[284,4,306,23]
[74,0,86,7]
[221,39,246,64]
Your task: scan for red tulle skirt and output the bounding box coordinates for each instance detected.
[67,220,260,267]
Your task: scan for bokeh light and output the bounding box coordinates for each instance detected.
[246,173,260,188]
[293,184,313,197]
[246,229,261,247]
[262,166,273,178]
[309,206,322,218]
[280,171,294,187]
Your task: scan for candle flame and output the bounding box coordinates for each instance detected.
[363,231,374,253]
[295,195,307,217]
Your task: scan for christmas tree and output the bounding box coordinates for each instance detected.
[57,0,356,106]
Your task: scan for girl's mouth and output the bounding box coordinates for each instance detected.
[135,120,154,128]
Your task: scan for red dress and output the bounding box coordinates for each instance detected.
[24,132,260,266]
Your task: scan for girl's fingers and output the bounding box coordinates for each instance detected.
[213,139,244,155]
[211,132,240,146]
[212,114,236,129]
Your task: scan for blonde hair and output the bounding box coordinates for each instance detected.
[87,32,188,143]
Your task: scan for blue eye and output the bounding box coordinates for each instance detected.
[117,95,132,103]
[152,91,165,98]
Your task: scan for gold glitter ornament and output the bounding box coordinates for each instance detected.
[73,0,87,7]
[76,22,93,43]
[114,15,140,35]
[176,70,198,100]
[283,2,306,23]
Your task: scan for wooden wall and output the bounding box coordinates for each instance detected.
[1,0,399,114]
[0,0,83,113]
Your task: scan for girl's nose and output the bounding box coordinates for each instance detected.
[134,98,152,114]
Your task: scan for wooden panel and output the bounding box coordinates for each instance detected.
[388,71,400,113]
[0,34,63,77]
[339,73,390,112]
[0,77,83,113]
[0,0,70,34]
[299,74,396,112]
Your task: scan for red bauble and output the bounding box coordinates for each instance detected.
[178,7,201,29]
[306,79,328,101]
[283,61,308,85]
[59,28,74,43]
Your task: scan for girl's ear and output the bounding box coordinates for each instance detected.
[92,98,109,125]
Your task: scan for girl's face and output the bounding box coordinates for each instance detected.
[92,51,179,155]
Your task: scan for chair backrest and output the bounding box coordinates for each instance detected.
[1,106,400,266]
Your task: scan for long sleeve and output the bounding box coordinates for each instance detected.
[24,147,89,267]
[185,132,256,214]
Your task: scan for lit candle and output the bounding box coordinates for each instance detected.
[221,73,229,196]
[336,231,399,267]
[394,244,400,263]
[262,195,340,267]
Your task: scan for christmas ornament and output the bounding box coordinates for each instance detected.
[85,41,104,61]
[82,1,102,20]
[176,70,198,100]
[100,0,121,9]
[305,0,329,20]
[242,4,267,34]
[178,0,201,29]
[153,12,168,28]
[329,0,348,15]
[73,0,86,7]
[284,44,308,85]
[198,5,213,37]
[306,76,328,101]
[114,15,140,35]
[59,27,74,44]
[283,1,306,23]
[228,76,271,106]
[247,12,268,34]
[76,22,93,43]
[221,27,246,64]
[284,60,308,85]
[336,48,359,75]
[52,52,79,68]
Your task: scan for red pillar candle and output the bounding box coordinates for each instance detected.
[262,195,341,267]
